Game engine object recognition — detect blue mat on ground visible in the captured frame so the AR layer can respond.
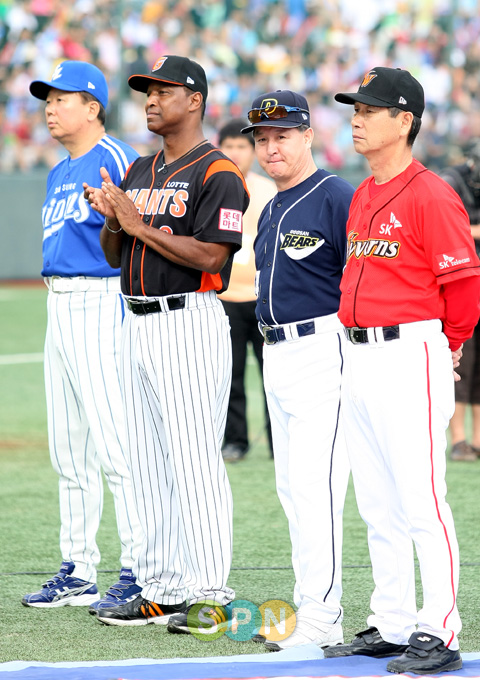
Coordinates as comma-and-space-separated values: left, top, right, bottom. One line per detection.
2, 649, 480, 680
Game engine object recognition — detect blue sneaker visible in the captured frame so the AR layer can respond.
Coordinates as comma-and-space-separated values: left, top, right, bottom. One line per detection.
88, 568, 142, 615
22, 561, 99, 608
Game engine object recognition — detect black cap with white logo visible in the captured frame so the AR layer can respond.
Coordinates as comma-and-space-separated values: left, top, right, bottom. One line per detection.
335, 67, 425, 118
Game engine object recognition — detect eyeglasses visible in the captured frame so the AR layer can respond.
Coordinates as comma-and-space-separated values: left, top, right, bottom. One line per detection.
247, 105, 309, 123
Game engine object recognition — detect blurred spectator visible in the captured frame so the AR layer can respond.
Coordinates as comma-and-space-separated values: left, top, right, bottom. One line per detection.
217, 118, 276, 462
1, 0, 480, 174
439, 140, 480, 461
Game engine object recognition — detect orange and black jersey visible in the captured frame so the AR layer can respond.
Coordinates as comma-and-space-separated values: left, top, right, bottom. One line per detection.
119, 142, 249, 297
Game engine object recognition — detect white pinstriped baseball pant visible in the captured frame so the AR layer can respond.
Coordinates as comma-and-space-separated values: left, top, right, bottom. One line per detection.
44, 277, 143, 583
121, 290, 235, 605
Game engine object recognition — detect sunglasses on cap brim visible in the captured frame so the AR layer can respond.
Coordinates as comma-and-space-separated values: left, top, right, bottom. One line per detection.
247, 105, 309, 123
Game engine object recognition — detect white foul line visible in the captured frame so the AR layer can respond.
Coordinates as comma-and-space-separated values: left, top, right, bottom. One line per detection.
0, 353, 44, 365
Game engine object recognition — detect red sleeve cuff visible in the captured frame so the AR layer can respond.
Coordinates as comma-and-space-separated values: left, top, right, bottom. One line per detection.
442, 276, 480, 350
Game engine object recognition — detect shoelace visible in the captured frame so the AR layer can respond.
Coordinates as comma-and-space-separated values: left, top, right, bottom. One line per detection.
104, 579, 135, 598
42, 572, 71, 588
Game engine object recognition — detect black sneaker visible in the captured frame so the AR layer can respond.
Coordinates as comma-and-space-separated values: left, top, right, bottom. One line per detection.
167, 601, 235, 635
252, 633, 266, 643
323, 626, 408, 658
95, 594, 187, 626
387, 632, 462, 675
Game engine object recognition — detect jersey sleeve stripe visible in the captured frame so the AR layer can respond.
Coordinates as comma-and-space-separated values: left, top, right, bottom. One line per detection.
99, 137, 130, 179
203, 159, 248, 193
102, 135, 131, 170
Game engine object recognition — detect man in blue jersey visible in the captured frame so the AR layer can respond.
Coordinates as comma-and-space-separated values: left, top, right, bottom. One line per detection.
22, 61, 143, 613
241, 90, 354, 650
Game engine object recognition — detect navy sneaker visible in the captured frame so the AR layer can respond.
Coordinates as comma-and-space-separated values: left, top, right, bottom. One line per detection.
22, 561, 99, 608
88, 568, 142, 615
167, 601, 236, 635
95, 594, 187, 626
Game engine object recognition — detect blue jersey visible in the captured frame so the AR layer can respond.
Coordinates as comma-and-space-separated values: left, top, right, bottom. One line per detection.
41, 135, 139, 277
254, 169, 354, 326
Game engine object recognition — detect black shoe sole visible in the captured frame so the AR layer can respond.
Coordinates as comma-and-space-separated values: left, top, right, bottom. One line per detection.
167, 623, 191, 634
251, 634, 266, 643
324, 645, 408, 659
167, 621, 232, 635
323, 647, 354, 658
264, 642, 281, 652
387, 658, 462, 675
96, 612, 173, 626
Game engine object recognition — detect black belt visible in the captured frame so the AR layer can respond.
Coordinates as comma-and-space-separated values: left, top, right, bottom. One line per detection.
126, 296, 186, 315
344, 325, 400, 344
262, 321, 315, 345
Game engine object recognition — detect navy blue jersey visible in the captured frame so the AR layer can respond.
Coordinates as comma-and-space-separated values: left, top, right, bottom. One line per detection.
41, 135, 139, 277
255, 169, 354, 326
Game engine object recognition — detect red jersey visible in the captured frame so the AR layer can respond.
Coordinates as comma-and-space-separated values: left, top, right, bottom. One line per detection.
339, 159, 480, 328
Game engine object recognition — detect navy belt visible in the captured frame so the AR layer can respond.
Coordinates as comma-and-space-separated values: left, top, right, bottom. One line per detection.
344, 325, 400, 344
126, 296, 186, 315
262, 321, 315, 345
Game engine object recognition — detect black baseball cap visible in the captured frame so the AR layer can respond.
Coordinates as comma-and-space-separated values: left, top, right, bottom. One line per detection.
241, 90, 310, 134
334, 67, 425, 119
128, 55, 208, 101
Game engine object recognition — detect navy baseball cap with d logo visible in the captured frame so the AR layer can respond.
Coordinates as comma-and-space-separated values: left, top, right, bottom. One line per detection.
334, 67, 425, 118
241, 90, 310, 134
29, 61, 109, 109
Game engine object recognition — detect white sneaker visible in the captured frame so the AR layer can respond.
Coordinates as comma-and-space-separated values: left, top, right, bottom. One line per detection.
264, 620, 344, 651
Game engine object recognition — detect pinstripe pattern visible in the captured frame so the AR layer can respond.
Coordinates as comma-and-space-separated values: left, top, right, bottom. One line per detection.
38, 123, 141, 588
45, 284, 143, 582
121, 291, 235, 605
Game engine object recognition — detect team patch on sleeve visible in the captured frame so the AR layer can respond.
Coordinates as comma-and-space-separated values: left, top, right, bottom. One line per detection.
436, 248, 471, 272
218, 208, 243, 233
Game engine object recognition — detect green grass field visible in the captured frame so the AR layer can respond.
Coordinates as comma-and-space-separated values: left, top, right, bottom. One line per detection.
0, 283, 479, 663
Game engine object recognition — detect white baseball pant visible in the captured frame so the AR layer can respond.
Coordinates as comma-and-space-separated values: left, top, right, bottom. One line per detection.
44, 276, 143, 583
262, 312, 350, 627
121, 290, 235, 606
342, 319, 461, 649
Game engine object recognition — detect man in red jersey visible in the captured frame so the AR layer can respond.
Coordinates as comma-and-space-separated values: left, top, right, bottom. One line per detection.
323, 67, 480, 675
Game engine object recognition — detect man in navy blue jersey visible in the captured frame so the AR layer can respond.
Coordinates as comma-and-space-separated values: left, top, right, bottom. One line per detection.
242, 90, 354, 650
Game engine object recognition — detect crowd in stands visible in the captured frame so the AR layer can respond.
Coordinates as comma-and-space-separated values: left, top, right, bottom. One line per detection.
1, 0, 479, 175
